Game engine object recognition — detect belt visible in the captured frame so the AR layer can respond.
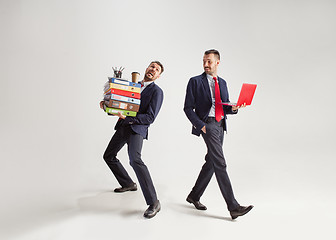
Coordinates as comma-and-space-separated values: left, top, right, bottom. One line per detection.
205, 117, 223, 123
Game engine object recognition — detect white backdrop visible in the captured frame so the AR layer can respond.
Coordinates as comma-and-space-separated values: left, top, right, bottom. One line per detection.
1, 0, 336, 239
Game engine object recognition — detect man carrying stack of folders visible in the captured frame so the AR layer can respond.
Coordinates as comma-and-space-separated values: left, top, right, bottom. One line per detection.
100, 61, 164, 219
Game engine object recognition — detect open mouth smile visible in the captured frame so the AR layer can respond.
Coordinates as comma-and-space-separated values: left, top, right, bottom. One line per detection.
147, 72, 154, 77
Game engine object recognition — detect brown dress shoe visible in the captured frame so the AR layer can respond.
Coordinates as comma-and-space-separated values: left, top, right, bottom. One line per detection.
230, 205, 254, 219
186, 196, 207, 210
144, 200, 161, 219
114, 183, 137, 193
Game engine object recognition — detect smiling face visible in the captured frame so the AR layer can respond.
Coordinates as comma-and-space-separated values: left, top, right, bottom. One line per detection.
203, 53, 220, 77
144, 62, 162, 82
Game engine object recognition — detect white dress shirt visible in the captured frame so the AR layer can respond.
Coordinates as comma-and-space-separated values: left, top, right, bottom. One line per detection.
206, 74, 217, 117
140, 80, 154, 93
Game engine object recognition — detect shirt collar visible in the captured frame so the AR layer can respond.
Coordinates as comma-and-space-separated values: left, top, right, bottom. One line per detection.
206, 74, 217, 81
140, 80, 154, 87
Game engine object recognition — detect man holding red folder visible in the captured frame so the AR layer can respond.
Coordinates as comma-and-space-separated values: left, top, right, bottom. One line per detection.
100, 61, 164, 219
184, 49, 253, 220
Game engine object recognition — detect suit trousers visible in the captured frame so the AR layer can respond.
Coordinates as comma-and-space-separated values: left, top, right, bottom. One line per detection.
189, 118, 240, 211
103, 125, 158, 206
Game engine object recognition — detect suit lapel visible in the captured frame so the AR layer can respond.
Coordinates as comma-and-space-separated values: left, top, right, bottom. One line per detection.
141, 82, 154, 97
140, 82, 155, 107
217, 77, 226, 102
218, 78, 223, 101
201, 73, 212, 102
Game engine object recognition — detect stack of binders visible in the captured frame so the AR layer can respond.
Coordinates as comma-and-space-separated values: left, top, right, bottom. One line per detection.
103, 77, 141, 117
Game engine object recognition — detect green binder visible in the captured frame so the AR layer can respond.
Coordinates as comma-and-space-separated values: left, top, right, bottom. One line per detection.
105, 107, 137, 117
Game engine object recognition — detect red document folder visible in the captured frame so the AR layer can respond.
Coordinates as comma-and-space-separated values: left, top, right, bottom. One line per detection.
221, 83, 257, 107
107, 88, 141, 99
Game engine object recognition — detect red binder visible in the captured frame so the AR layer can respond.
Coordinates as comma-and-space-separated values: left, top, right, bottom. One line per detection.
107, 88, 141, 99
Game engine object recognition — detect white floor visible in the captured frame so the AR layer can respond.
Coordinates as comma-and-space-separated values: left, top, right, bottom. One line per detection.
1, 117, 335, 240
2, 171, 335, 240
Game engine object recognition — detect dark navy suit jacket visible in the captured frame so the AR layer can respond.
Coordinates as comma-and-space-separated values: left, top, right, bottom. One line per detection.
184, 72, 237, 136
116, 82, 164, 139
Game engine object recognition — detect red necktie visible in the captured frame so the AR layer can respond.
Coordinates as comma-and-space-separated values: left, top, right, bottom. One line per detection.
214, 77, 224, 122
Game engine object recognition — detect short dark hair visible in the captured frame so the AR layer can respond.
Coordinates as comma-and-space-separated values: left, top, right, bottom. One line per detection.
204, 49, 220, 60
150, 61, 164, 74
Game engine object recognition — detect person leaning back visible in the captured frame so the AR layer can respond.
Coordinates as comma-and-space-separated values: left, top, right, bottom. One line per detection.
100, 61, 164, 219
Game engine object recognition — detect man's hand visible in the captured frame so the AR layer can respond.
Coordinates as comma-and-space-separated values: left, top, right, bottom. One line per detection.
232, 103, 246, 111
201, 125, 206, 134
99, 101, 105, 109
100, 101, 125, 119
116, 111, 126, 119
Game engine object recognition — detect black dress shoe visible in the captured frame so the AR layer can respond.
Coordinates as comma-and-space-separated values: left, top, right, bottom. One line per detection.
114, 183, 137, 193
186, 196, 207, 210
144, 200, 161, 219
230, 205, 254, 219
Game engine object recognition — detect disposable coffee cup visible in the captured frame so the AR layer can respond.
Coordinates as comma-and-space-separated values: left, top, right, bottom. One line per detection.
131, 72, 140, 83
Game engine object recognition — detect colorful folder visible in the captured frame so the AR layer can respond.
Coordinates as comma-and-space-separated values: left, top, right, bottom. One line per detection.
108, 77, 141, 88
106, 88, 141, 99
104, 100, 140, 112
105, 107, 137, 117
106, 83, 141, 93
104, 93, 141, 105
